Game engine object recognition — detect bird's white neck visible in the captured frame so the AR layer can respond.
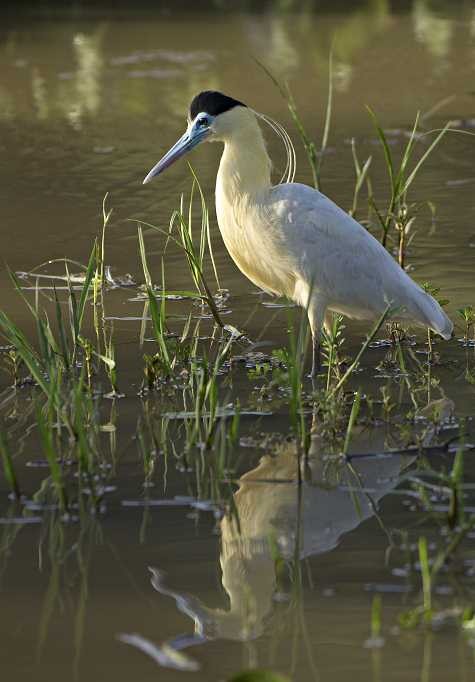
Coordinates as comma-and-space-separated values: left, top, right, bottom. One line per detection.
212, 107, 286, 298
215, 109, 271, 204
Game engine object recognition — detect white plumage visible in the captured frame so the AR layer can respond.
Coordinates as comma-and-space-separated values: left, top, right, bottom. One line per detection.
144, 92, 453, 374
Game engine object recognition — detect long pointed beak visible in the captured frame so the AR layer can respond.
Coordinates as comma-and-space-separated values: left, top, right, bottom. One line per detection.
143, 124, 209, 184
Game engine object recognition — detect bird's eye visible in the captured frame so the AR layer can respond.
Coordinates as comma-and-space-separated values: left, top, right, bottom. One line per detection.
197, 116, 209, 128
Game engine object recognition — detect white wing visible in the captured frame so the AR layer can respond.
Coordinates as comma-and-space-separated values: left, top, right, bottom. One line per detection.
262, 183, 452, 338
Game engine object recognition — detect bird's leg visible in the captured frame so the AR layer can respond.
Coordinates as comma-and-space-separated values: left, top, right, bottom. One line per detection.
306, 298, 327, 382
311, 334, 321, 378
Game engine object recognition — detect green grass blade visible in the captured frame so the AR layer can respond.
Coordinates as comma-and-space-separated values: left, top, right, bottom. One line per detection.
0, 311, 49, 395
331, 303, 394, 395
133, 219, 224, 328
315, 49, 334, 185
37, 404, 68, 512
53, 284, 70, 370
394, 111, 421, 194
366, 106, 394, 189
188, 164, 221, 290
0, 429, 21, 499
76, 240, 97, 332
342, 391, 361, 456
401, 122, 450, 196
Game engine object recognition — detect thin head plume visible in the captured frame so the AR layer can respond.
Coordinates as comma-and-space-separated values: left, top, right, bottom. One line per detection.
250, 56, 296, 183
252, 109, 296, 185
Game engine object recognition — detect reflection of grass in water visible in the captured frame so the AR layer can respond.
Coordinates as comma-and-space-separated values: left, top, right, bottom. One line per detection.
36, 511, 98, 677
0, 428, 21, 500
395, 430, 475, 632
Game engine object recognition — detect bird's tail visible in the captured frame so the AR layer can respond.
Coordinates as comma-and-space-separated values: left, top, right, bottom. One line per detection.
410, 288, 453, 340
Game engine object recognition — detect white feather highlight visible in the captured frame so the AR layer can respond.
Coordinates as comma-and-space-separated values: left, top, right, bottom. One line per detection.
253, 110, 296, 185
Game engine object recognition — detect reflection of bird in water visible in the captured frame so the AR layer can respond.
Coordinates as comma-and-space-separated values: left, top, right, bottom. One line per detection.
149, 435, 414, 643
143, 91, 452, 375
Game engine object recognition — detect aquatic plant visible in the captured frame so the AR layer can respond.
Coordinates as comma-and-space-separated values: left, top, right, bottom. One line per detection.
457, 305, 475, 344
421, 282, 450, 362
366, 109, 449, 261
134, 170, 225, 329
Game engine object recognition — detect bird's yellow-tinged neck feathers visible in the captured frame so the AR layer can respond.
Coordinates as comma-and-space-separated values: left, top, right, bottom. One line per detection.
214, 106, 272, 200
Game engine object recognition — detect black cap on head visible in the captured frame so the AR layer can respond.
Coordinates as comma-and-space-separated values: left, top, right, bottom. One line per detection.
189, 91, 246, 120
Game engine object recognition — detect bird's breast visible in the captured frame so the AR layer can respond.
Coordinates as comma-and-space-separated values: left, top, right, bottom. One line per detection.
215, 191, 295, 298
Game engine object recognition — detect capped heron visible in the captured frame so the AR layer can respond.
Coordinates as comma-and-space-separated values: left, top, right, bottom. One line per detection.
143, 91, 453, 375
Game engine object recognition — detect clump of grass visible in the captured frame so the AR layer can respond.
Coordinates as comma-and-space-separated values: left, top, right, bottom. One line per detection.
134, 169, 224, 330
138, 229, 174, 378
0, 241, 97, 397
367, 109, 449, 263
396, 425, 475, 631
185, 334, 234, 453
2, 348, 23, 387
457, 306, 475, 345
321, 313, 346, 390
0, 222, 120, 513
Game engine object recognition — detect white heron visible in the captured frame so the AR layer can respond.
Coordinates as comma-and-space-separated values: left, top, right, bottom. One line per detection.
143, 91, 453, 375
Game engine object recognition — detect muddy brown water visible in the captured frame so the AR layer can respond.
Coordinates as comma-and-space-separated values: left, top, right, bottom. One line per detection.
1, 2, 475, 681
